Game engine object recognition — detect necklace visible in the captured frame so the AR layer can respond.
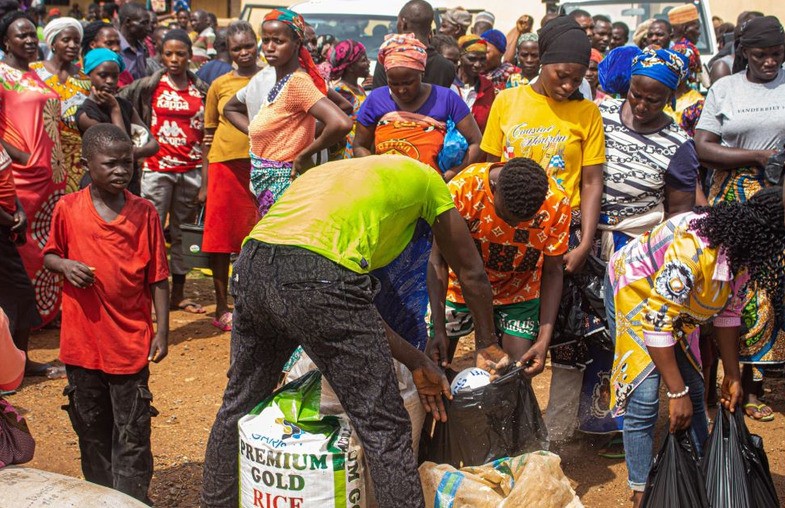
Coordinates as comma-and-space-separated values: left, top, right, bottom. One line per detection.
266, 73, 293, 104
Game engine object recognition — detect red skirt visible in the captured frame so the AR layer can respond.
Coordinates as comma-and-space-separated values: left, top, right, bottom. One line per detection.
202, 159, 259, 254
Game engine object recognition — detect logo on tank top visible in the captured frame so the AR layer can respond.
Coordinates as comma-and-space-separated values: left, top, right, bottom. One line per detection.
156, 90, 191, 111
158, 120, 187, 146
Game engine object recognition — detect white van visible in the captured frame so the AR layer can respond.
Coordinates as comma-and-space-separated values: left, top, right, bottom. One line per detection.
241, 0, 546, 76
560, 0, 718, 64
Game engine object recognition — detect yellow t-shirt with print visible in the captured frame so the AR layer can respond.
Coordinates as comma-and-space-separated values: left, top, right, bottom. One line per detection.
480, 84, 606, 209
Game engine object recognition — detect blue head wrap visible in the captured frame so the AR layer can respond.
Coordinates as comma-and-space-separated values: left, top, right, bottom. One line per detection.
598, 46, 641, 96
83, 48, 126, 75
481, 29, 507, 54
630, 48, 689, 91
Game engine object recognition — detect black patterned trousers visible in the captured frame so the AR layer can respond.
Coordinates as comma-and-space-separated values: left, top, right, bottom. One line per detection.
201, 241, 424, 508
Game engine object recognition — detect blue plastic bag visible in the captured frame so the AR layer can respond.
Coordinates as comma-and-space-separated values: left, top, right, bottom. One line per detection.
437, 119, 468, 173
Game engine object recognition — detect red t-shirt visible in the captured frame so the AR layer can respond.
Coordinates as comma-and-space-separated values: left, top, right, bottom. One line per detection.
145, 74, 204, 173
43, 189, 169, 374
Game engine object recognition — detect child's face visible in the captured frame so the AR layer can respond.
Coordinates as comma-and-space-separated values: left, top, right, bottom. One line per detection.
90, 61, 120, 94
85, 143, 134, 195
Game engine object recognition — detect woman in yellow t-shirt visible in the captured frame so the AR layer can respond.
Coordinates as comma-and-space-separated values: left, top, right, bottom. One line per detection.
198, 21, 262, 332
481, 16, 606, 441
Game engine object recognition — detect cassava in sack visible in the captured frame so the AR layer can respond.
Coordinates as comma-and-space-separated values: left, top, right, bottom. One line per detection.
239, 371, 365, 508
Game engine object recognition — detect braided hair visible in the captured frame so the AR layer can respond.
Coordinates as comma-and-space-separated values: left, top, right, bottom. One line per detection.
0, 11, 34, 53
497, 157, 550, 219
691, 187, 785, 316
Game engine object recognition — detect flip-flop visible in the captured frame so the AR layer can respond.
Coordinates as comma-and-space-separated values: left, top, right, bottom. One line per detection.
211, 312, 232, 332
598, 435, 625, 459
172, 299, 206, 314
743, 403, 775, 422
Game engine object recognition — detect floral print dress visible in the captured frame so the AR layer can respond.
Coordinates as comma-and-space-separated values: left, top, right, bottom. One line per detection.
30, 62, 90, 194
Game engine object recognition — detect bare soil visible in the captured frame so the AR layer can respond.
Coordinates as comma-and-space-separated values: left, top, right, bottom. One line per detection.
9, 277, 785, 507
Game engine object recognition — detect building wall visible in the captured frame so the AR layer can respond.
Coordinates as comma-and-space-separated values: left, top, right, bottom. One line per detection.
709, 0, 785, 25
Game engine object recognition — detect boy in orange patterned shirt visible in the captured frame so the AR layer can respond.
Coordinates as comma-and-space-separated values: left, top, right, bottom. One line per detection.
427, 157, 570, 376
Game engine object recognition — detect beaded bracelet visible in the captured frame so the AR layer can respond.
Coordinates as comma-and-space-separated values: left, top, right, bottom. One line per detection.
666, 386, 690, 399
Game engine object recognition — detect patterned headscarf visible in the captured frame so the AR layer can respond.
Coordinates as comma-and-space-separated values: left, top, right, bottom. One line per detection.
590, 48, 603, 64
517, 32, 538, 47
329, 39, 366, 80
264, 8, 307, 40
457, 34, 487, 54
598, 45, 642, 95
670, 42, 700, 81
43, 17, 84, 49
263, 8, 327, 94
631, 48, 689, 90
377, 33, 428, 72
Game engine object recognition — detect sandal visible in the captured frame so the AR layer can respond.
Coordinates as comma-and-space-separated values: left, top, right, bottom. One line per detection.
211, 312, 232, 332
25, 363, 66, 379
598, 435, 625, 459
171, 299, 206, 314
743, 403, 775, 422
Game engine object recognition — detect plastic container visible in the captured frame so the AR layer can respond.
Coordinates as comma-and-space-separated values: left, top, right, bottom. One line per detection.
181, 208, 210, 270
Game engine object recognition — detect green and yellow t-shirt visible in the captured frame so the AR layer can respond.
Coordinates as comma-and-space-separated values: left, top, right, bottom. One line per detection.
246, 155, 456, 273
480, 84, 606, 209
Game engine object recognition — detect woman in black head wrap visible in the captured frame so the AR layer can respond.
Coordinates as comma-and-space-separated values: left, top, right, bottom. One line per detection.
732, 15, 785, 74
694, 15, 785, 422
480, 15, 608, 440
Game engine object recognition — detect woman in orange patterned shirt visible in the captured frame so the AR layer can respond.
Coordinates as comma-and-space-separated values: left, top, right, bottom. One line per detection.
238, 9, 351, 216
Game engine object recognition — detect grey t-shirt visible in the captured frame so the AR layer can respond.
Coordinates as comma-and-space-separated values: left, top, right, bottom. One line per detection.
235, 65, 276, 120
696, 69, 785, 151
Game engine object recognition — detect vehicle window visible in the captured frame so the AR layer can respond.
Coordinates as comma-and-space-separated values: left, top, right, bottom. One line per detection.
299, 14, 397, 60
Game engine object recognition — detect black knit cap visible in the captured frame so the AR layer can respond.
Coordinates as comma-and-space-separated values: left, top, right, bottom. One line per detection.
538, 16, 591, 67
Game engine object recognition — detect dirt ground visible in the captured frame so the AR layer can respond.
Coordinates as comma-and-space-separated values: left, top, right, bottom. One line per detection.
8, 276, 785, 507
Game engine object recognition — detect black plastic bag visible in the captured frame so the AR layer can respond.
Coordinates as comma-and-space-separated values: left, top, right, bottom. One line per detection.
551, 255, 612, 369
702, 404, 779, 508
419, 367, 548, 468
640, 431, 709, 508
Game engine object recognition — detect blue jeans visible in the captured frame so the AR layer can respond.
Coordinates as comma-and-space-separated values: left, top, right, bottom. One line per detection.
622, 348, 708, 491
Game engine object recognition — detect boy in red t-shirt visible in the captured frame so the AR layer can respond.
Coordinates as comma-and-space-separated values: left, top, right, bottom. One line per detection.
43, 124, 170, 504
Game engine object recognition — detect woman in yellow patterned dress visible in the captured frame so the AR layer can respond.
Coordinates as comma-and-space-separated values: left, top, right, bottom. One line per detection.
30, 18, 91, 194
607, 188, 785, 506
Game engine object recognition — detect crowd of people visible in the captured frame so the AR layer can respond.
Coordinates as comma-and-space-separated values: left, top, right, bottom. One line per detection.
1, 1, 785, 507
